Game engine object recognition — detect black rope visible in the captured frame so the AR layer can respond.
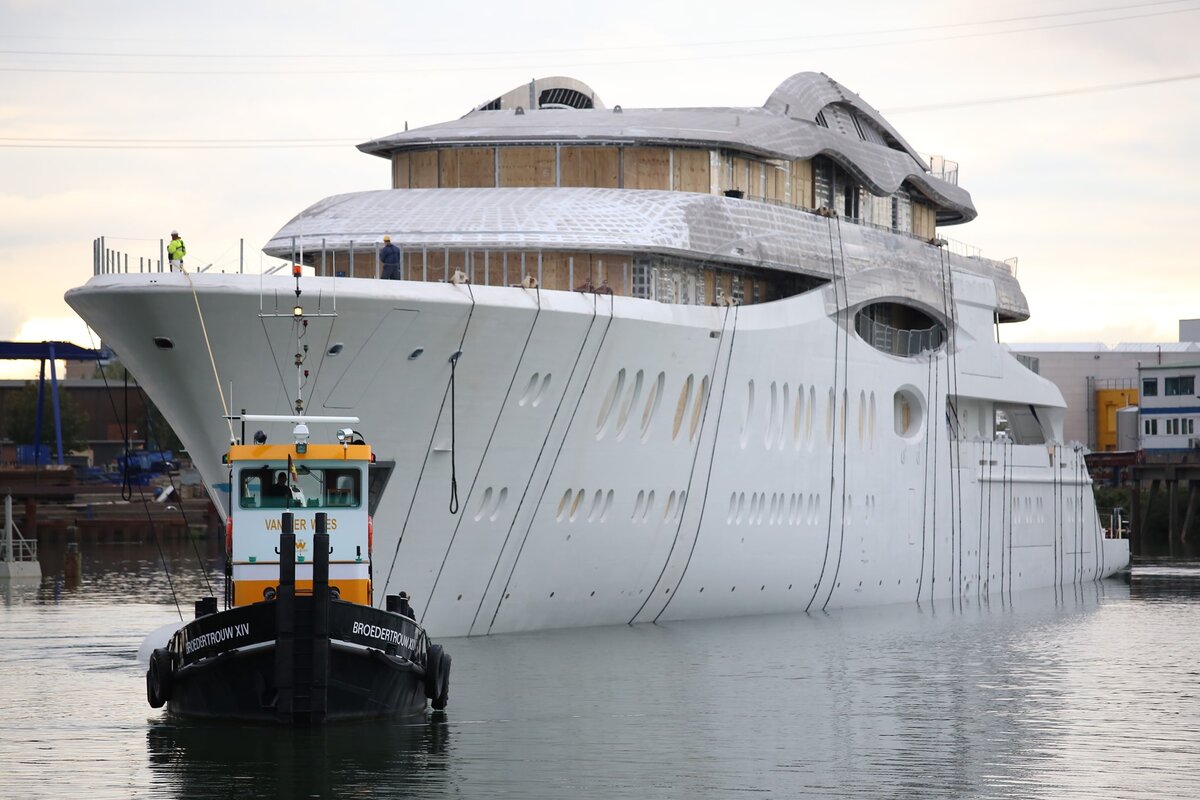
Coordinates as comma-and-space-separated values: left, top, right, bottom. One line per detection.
94, 359, 182, 620
645, 303, 738, 624
485, 295, 612, 634
121, 370, 132, 501
822, 216, 852, 612
139, 386, 215, 598
448, 349, 461, 514
447, 281, 477, 515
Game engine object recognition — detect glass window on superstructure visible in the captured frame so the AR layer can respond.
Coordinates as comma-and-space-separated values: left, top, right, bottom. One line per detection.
1144, 418, 1158, 435
1187, 418, 1196, 435
239, 465, 362, 509
632, 263, 653, 300
892, 190, 912, 233
1165, 375, 1195, 396
731, 274, 745, 303
1142, 377, 1158, 397
814, 158, 834, 210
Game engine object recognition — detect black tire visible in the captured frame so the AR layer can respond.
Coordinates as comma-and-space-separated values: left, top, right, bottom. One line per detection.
432, 651, 451, 710
424, 644, 444, 700
147, 648, 174, 708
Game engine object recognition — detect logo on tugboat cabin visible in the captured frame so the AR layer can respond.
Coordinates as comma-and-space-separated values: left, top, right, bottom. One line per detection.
262, 517, 339, 531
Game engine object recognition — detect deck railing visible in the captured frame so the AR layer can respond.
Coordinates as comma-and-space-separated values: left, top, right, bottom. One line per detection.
2, 495, 38, 564
854, 316, 945, 357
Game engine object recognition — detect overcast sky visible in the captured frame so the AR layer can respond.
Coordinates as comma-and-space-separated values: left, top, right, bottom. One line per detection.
2, 0, 1197, 378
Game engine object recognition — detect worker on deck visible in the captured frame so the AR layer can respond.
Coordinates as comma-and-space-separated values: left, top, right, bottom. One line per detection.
167, 230, 186, 270
380, 235, 401, 280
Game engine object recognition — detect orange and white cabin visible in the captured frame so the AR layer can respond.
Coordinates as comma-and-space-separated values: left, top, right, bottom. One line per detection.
226, 434, 372, 607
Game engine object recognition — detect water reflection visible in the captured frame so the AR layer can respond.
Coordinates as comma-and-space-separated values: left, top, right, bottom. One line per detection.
146, 717, 451, 799
3, 542, 1200, 798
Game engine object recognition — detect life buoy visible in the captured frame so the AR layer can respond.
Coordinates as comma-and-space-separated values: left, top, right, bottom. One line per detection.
432, 649, 451, 711
424, 644, 444, 700
147, 648, 175, 709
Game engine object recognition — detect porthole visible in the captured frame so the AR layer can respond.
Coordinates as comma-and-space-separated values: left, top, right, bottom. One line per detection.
672, 375, 694, 442
640, 372, 666, 441
595, 369, 626, 439
327, 342, 344, 356
893, 387, 926, 440
153, 336, 174, 350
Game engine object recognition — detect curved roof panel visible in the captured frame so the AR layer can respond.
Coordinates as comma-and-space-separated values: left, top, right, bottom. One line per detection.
358, 72, 974, 223
263, 187, 1020, 318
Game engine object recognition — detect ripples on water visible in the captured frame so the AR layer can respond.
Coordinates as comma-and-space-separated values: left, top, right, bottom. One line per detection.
2, 543, 1199, 799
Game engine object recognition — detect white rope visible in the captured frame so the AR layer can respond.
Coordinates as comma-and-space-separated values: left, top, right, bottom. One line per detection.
179, 265, 236, 442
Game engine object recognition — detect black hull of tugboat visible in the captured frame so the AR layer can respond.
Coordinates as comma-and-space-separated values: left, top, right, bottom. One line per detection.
167, 644, 428, 723
146, 530, 450, 724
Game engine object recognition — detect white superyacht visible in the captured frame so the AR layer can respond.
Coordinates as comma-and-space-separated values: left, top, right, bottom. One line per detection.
67, 72, 1129, 636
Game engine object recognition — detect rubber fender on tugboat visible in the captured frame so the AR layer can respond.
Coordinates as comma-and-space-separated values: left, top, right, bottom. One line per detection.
146, 648, 174, 709
424, 644, 444, 700
432, 650, 451, 711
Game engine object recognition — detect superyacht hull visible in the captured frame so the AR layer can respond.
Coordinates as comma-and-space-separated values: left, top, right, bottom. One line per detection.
66, 272, 1128, 637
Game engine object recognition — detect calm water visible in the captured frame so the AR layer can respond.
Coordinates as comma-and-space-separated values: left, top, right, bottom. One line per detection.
2, 541, 1199, 799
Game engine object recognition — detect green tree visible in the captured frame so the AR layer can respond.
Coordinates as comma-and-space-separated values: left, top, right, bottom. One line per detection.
3, 381, 89, 452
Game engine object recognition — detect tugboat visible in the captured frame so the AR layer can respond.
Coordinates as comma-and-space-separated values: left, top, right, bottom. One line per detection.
144, 416, 451, 722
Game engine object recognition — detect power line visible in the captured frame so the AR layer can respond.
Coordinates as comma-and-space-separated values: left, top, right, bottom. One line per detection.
2, 72, 1197, 151
885, 72, 1200, 112
1, 5, 1195, 75
1, 0, 1195, 59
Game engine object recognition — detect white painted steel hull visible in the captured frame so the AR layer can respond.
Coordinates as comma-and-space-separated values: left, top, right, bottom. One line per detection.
66, 273, 1129, 636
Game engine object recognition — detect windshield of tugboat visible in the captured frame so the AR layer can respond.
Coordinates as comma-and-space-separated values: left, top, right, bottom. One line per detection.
238, 465, 362, 509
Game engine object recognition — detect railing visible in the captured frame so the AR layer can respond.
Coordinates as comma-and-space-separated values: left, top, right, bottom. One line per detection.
1012, 353, 1040, 374
1099, 507, 1128, 539
92, 236, 248, 275
924, 154, 960, 186
854, 316, 945, 357
2, 495, 38, 563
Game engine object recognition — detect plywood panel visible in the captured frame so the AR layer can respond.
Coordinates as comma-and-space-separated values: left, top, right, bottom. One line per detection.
499, 146, 556, 187
392, 153, 410, 189
792, 159, 814, 208
539, 252, 570, 290
748, 160, 765, 199
561, 146, 619, 188
440, 147, 495, 188
913, 203, 936, 239
411, 150, 438, 188
623, 147, 670, 190
770, 165, 788, 202
673, 148, 710, 194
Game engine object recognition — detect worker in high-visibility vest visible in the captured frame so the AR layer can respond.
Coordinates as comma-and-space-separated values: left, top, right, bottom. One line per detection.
167, 230, 186, 270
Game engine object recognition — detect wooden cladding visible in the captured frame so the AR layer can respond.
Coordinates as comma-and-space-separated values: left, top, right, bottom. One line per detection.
560, 146, 618, 188
389, 144, 932, 238
390, 144, 717, 194
498, 147, 556, 187
912, 203, 936, 240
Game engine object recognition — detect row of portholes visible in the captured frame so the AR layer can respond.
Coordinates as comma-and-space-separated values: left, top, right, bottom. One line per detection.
739, 381, 878, 451
518, 372, 553, 407
631, 489, 687, 524
472, 486, 509, 522
594, 369, 709, 444
1011, 495, 1076, 526
729, 491, 822, 526
555, 488, 615, 523
725, 492, 879, 526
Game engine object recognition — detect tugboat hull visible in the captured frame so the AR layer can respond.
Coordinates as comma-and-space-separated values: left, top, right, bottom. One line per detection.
146, 528, 450, 724
166, 644, 429, 723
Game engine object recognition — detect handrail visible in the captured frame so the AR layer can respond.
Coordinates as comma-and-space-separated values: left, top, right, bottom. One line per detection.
92, 237, 248, 276
2, 494, 38, 563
